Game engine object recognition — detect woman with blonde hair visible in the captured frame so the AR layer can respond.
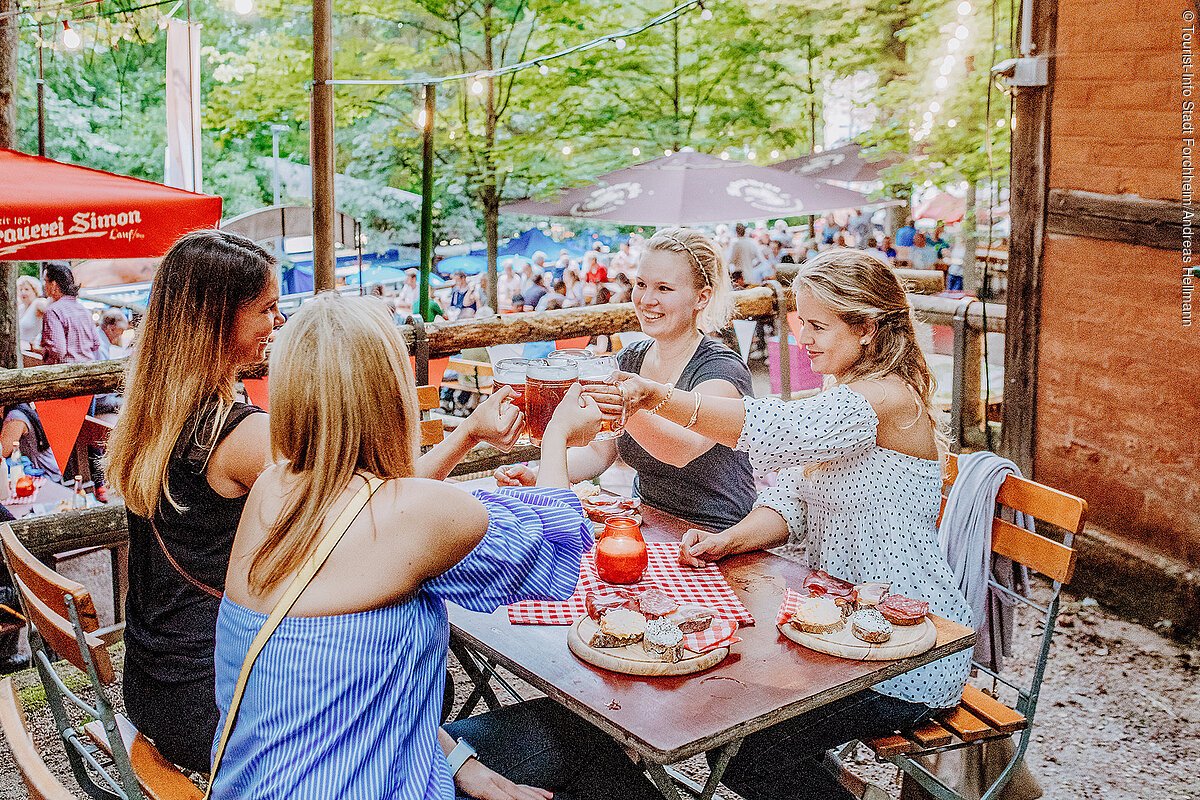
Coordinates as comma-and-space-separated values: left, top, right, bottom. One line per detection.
499, 227, 756, 531
105, 229, 524, 772
608, 248, 973, 800
16, 274, 46, 350
211, 294, 660, 800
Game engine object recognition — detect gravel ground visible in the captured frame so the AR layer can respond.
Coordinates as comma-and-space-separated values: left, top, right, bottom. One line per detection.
3, 579, 1197, 800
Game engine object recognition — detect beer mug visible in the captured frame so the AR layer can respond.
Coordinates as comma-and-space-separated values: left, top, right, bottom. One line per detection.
492, 358, 531, 445
524, 359, 579, 446
575, 355, 622, 440
549, 348, 595, 362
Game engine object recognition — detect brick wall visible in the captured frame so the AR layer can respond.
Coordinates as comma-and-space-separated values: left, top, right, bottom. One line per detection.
1038, 0, 1200, 565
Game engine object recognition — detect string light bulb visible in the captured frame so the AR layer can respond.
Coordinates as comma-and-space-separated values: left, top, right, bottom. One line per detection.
61, 20, 81, 49
538, 64, 549, 76
746, 150, 756, 160
720, 151, 730, 160
471, 78, 484, 95
614, 38, 626, 50
957, 1, 972, 14
631, 146, 641, 156
813, 145, 823, 153
562, 145, 572, 155
954, 24, 969, 39
664, 148, 673, 156
947, 118, 958, 127
233, 0, 254, 15
770, 149, 780, 159
700, 7, 713, 20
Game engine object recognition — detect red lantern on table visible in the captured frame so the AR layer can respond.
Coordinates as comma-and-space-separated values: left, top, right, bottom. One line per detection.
595, 519, 648, 584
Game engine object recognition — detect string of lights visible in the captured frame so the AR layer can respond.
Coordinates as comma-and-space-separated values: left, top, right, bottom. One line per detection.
325, 0, 712, 90
15, 0, 177, 29
0, 0, 102, 23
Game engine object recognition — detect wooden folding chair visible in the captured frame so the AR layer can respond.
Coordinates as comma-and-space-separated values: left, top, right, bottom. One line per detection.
841, 454, 1088, 800
0, 524, 201, 800
0, 676, 77, 800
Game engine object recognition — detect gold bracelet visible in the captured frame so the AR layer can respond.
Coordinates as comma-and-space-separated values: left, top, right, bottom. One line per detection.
684, 391, 703, 429
647, 383, 675, 415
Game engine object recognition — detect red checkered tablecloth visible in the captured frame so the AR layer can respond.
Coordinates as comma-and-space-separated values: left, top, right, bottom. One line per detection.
507, 541, 755, 627
776, 588, 806, 627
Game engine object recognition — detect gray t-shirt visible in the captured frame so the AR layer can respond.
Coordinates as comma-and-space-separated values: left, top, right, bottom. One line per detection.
616, 338, 756, 530
5, 406, 63, 483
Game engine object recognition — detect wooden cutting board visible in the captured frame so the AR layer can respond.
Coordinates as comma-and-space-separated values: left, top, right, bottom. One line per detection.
779, 617, 937, 661
567, 615, 729, 677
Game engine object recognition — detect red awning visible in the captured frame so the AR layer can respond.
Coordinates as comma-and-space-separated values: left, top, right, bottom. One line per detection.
0, 148, 222, 261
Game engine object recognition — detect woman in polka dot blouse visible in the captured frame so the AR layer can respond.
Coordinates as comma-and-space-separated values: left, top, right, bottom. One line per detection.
606, 248, 974, 800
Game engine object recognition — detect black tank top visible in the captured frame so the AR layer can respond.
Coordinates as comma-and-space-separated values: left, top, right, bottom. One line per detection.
123, 401, 262, 684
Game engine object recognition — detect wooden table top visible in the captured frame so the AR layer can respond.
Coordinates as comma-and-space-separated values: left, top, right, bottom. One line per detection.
448, 505, 976, 763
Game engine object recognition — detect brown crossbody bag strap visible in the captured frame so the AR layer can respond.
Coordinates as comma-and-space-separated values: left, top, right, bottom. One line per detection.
150, 516, 223, 599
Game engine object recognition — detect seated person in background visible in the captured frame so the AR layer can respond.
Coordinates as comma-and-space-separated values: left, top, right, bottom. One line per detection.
500, 228, 756, 532
610, 240, 635, 277
97, 309, 131, 360
588, 285, 616, 353
1, 403, 62, 483
563, 268, 586, 307
497, 260, 521, 311
448, 271, 478, 320
17, 275, 46, 351
910, 232, 943, 272
583, 251, 608, 285
212, 293, 661, 800
536, 279, 569, 311
880, 235, 898, 262
612, 272, 633, 303
395, 269, 420, 313
523, 274, 549, 311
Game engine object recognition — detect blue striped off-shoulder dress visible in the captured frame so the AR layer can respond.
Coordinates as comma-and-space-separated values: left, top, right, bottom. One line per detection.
209, 487, 593, 800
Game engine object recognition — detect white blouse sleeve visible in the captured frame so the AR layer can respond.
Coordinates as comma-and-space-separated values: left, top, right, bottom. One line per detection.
735, 384, 878, 474
753, 468, 808, 547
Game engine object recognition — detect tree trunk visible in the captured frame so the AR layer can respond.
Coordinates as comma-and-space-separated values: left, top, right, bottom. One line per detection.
0, 0, 21, 370
961, 179, 980, 295
671, 18, 681, 150
482, 2, 499, 312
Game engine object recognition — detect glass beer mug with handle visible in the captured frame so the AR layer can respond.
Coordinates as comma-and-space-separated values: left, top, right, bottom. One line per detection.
574, 355, 623, 440
492, 358, 531, 445
524, 358, 579, 446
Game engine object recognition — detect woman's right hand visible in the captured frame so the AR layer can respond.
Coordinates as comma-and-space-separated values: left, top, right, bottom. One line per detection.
678, 528, 734, 568
611, 371, 668, 416
494, 464, 537, 487
455, 757, 553, 800
544, 383, 602, 448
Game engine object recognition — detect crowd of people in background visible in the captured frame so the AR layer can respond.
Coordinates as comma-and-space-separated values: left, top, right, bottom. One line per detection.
367, 210, 959, 324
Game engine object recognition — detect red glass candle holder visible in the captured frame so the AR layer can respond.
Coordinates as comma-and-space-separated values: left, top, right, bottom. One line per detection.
595, 520, 648, 584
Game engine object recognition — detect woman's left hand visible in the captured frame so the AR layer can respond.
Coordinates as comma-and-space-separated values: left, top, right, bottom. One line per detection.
464, 385, 525, 453
455, 757, 553, 800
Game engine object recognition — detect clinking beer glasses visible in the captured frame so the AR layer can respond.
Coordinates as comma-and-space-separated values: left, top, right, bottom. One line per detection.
492, 358, 531, 444
575, 355, 622, 440
524, 358, 579, 446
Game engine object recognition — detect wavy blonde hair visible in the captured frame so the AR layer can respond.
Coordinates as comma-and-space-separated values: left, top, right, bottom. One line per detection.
248, 294, 419, 594
105, 230, 275, 518
793, 248, 947, 451
642, 227, 733, 332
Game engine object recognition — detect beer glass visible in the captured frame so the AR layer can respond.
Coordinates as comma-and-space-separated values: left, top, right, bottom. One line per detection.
576, 355, 622, 440
525, 359, 579, 446
492, 358, 531, 444
549, 347, 594, 362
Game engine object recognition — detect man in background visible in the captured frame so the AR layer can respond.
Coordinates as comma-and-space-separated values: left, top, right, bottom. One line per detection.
40, 262, 100, 365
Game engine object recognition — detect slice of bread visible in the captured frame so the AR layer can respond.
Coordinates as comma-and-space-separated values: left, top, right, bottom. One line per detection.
851, 609, 893, 644
590, 608, 646, 648
791, 596, 845, 635
642, 618, 685, 663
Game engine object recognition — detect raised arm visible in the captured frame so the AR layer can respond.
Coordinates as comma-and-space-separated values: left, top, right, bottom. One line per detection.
613, 373, 748, 449
620, 377, 743, 468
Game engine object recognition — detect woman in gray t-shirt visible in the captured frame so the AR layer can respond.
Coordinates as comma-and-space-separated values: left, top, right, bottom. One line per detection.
497, 227, 756, 531
2, 404, 63, 483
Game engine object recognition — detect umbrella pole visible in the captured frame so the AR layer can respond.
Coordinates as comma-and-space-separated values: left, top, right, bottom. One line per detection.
418, 83, 436, 322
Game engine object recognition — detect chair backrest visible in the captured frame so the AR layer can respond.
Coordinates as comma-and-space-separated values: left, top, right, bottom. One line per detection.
940, 453, 1086, 584
417, 384, 444, 448
0, 677, 77, 800
13, 573, 115, 684
0, 523, 100, 632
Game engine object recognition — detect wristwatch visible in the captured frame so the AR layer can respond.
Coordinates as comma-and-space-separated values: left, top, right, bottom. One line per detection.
446, 737, 478, 777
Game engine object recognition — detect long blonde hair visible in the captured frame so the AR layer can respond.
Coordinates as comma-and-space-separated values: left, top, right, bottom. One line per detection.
248, 294, 419, 594
642, 227, 733, 332
793, 248, 946, 448
105, 230, 276, 518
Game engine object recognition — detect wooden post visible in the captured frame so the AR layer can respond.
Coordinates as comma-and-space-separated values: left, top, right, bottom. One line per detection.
1001, 0, 1058, 475
419, 83, 435, 321
950, 300, 985, 450
310, 0, 336, 293
0, 0, 19, 371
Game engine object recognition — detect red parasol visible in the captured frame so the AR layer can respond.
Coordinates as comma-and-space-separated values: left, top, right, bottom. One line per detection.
913, 191, 966, 224
0, 148, 222, 261
501, 150, 872, 225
